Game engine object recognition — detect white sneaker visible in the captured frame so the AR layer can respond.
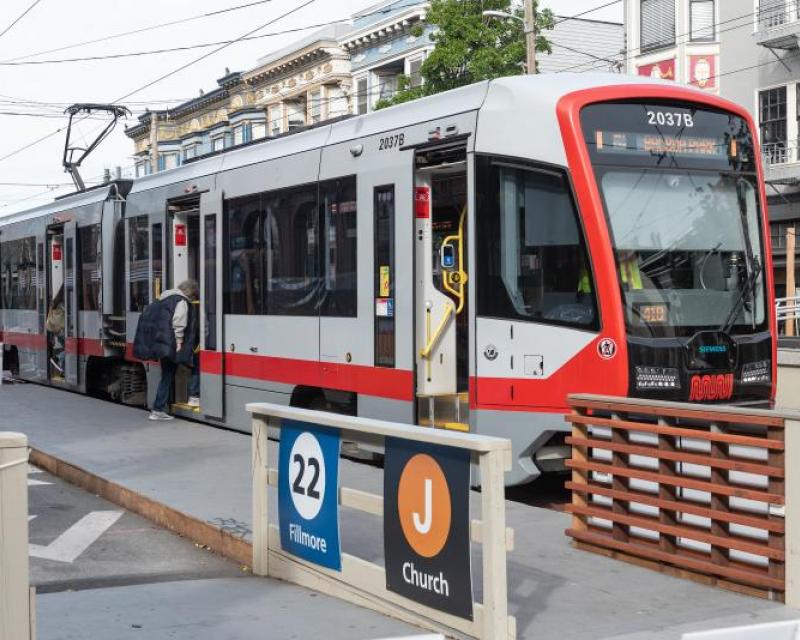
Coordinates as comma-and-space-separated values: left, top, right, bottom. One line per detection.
148, 411, 174, 421
187, 396, 200, 408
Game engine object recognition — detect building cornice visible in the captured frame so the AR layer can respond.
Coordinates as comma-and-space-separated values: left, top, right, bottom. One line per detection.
339, 7, 427, 50
244, 42, 347, 86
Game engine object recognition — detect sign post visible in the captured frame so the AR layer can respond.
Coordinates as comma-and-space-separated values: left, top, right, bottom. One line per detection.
278, 420, 342, 571
384, 439, 473, 620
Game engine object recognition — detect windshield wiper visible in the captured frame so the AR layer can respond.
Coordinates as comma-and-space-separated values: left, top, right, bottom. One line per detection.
719, 177, 760, 334
719, 256, 761, 334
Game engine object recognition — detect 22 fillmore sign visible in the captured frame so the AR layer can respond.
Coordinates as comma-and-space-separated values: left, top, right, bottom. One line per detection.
278, 421, 342, 570
383, 439, 473, 620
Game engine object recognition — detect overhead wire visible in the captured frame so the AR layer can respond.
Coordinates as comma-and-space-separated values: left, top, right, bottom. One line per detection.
0, 0, 431, 67
4, 0, 277, 62
561, 1, 788, 74
111, 0, 319, 104
5, 0, 788, 207
0, 0, 44, 41
0, 0, 323, 170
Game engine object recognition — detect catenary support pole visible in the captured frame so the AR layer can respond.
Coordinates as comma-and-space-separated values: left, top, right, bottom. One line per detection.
524, 0, 536, 74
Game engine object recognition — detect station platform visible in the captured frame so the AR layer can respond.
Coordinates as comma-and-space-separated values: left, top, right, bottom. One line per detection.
3, 382, 799, 639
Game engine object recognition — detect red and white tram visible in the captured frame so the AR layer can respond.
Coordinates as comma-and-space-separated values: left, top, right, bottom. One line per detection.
0, 74, 776, 484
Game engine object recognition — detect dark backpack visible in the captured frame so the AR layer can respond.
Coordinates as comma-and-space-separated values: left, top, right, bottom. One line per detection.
133, 294, 189, 363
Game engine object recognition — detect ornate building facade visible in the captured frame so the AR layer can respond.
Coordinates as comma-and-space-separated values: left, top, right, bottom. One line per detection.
126, 24, 353, 176
339, 1, 434, 115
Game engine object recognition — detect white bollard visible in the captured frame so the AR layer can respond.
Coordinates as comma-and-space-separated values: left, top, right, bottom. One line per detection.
0, 433, 30, 640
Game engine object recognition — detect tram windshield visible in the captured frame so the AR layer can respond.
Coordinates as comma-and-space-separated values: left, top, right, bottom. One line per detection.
581, 101, 767, 338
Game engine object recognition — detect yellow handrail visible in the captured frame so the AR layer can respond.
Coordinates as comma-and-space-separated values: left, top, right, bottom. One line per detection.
419, 301, 454, 360
440, 206, 468, 314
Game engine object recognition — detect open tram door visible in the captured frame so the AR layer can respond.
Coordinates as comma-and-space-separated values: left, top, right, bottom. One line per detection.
414, 141, 470, 431
164, 196, 202, 415
198, 190, 223, 419
45, 218, 77, 386
63, 219, 78, 386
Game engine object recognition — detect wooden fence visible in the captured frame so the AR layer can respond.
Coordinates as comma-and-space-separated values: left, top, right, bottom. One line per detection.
565, 394, 790, 601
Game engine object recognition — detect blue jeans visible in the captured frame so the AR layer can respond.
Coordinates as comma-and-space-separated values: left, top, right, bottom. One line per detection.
153, 358, 177, 412
188, 352, 200, 398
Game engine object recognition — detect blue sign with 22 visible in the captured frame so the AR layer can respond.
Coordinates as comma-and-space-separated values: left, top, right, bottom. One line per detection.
278, 420, 341, 571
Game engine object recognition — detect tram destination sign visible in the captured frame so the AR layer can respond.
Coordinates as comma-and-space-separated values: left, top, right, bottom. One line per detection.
383, 438, 473, 620
594, 130, 730, 159
278, 421, 341, 570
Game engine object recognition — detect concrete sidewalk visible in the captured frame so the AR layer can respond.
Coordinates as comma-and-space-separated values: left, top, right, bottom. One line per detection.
3, 383, 799, 639
37, 577, 421, 640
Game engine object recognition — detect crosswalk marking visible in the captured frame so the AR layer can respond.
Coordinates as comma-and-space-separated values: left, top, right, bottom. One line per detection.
30, 511, 123, 563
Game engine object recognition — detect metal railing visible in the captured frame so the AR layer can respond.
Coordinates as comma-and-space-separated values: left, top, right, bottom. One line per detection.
758, 0, 799, 30
762, 141, 799, 166
776, 296, 800, 335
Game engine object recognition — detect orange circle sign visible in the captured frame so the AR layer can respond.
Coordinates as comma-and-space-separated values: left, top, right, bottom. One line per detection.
397, 453, 451, 558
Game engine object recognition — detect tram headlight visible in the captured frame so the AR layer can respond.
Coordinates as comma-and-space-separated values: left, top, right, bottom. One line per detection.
634, 366, 680, 390
741, 359, 771, 384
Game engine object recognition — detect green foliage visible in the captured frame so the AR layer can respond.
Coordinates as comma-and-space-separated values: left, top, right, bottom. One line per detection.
377, 0, 553, 110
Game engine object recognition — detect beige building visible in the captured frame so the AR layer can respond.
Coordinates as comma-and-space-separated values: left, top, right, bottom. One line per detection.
126, 24, 352, 176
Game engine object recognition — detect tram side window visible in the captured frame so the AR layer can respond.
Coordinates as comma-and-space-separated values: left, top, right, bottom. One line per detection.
204, 215, 217, 349
128, 216, 149, 312
78, 224, 101, 311
476, 157, 598, 329
151, 223, 163, 301
1, 237, 36, 311
374, 185, 395, 367
319, 176, 357, 317
263, 184, 318, 316
226, 195, 262, 315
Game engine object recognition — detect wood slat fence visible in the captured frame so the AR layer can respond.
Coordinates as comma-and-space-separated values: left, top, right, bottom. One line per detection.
564, 394, 791, 600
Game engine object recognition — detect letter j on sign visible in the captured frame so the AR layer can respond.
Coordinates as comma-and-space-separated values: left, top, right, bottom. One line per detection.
278, 421, 342, 570
384, 439, 473, 620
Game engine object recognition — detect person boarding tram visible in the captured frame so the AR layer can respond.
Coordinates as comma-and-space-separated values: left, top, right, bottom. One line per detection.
133, 279, 200, 421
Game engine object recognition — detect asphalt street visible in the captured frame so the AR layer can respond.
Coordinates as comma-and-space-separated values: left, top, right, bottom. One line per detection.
28, 464, 423, 639
28, 464, 244, 593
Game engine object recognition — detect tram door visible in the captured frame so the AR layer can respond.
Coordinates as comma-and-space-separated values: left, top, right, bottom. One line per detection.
199, 190, 224, 419
166, 199, 200, 411
35, 240, 46, 380
63, 220, 78, 386
414, 143, 470, 430
45, 229, 64, 382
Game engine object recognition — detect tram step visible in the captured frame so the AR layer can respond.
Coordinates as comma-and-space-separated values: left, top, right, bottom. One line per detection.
171, 402, 200, 413
419, 418, 470, 432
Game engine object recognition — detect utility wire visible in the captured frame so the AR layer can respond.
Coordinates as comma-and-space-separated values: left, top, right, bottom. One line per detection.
0, 23, 344, 66
0, 182, 75, 187
552, 0, 622, 24
0, 0, 44, 41
5, 0, 276, 62
0, 0, 321, 168
561, 1, 784, 74
112, 0, 319, 104
0, 0, 430, 68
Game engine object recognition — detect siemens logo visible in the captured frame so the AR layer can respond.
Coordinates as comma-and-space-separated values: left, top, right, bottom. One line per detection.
699, 345, 728, 354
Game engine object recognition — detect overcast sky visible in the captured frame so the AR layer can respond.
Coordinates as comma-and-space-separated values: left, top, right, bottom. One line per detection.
0, 0, 622, 215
